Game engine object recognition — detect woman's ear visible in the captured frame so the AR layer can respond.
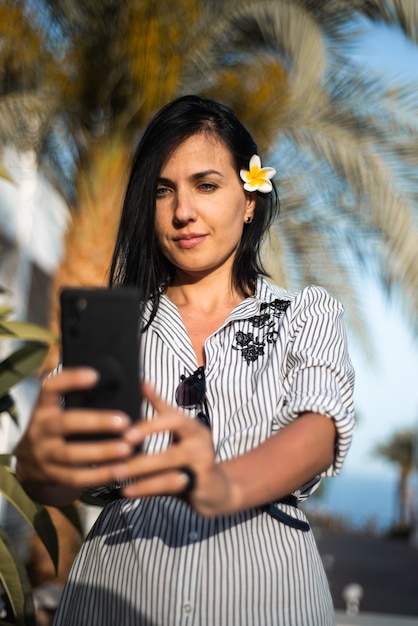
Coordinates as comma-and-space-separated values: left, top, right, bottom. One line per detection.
244, 192, 257, 223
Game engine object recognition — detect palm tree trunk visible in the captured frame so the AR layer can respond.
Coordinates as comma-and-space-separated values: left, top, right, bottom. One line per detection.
398, 467, 409, 527
45, 137, 132, 370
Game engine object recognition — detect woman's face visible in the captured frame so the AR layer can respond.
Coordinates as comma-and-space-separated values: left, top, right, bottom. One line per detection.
155, 133, 255, 282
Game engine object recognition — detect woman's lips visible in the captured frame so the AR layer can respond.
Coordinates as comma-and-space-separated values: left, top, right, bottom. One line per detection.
174, 234, 207, 249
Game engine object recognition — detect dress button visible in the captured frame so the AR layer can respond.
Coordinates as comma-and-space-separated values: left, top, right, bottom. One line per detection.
183, 603, 192, 613
189, 531, 199, 540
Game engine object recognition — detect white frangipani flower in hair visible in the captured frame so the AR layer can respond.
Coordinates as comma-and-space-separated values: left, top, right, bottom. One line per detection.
240, 155, 276, 193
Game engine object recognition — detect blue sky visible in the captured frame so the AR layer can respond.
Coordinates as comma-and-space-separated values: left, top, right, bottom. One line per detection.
346, 277, 417, 477
352, 18, 418, 81
340, 21, 418, 477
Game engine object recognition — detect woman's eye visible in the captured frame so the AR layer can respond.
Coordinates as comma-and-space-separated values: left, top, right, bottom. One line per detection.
156, 187, 170, 198
199, 183, 217, 192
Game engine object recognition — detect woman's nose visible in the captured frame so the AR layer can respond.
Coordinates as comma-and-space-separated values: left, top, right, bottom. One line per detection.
173, 189, 197, 224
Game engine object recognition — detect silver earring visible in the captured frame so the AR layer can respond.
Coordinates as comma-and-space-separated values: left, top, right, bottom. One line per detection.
245, 216, 254, 224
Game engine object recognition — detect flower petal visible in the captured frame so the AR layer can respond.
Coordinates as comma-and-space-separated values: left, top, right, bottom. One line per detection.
249, 155, 261, 170
256, 179, 273, 193
259, 166, 276, 180
243, 180, 259, 192
240, 169, 251, 183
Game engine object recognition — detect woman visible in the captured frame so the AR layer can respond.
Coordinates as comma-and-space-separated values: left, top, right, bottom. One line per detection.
15, 95, 355, 625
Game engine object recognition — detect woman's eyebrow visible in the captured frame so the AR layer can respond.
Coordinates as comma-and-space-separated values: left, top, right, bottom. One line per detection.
190, 169, 224, 180
157, 170, 225, 186
157, 176, 173, 185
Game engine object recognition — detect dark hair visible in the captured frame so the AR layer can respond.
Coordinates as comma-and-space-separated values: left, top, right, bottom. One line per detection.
109, 95, 279, 322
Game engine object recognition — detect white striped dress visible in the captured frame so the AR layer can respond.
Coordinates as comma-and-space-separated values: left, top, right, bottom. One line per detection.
53, 277, 355, 626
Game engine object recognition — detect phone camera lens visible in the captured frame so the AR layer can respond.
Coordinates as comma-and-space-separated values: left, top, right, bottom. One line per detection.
76, 298, 87, 312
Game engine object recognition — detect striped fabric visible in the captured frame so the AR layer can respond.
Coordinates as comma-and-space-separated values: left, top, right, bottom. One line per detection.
54, 277, 355, 626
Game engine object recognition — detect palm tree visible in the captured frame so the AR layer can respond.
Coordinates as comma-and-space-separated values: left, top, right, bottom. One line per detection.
374, 429, 415, 530
1, 0, 417, 360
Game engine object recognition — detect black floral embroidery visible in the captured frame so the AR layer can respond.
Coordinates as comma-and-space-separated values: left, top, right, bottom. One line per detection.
249, 313, 270, 328
265, 299, 292, 316
235, 330, 254, 346
241, 342, 265, 362
233, 299, 291, 364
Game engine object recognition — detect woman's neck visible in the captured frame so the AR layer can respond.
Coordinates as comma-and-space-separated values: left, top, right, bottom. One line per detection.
166, 271, 246, 314
166, 277, 248, 366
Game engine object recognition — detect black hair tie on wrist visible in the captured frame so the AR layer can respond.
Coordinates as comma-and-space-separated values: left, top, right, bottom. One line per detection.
179, 467, 196, 496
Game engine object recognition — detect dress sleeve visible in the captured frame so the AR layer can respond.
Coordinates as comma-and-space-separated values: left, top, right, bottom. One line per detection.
279, 285, 355, 476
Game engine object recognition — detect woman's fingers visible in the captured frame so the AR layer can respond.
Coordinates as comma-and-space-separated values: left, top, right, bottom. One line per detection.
17, 374, 228, 511
43, 366, 99, 389
120, 384, 220, 502
140, 381, 173, 415
37, 367, 132, 445
17, 409, 132, 478
16, 430, 133, 492
15, 367, 136, 492
58, 408, 130, 439
123, 412, 212, 476
42, 426, 132, 465
25, 457, 131, 490
41, 367, 99, 398
122, 468, 193, 499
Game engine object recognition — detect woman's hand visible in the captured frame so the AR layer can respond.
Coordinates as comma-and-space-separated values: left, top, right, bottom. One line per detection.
120, 383, 336, 518
14, 367, 134, 505
120, 383, 232, 517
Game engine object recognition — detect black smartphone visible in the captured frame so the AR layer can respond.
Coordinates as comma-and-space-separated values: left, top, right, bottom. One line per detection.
60, 287, 142, 440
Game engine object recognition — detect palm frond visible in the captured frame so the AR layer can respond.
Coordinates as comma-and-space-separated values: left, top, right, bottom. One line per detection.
267, 215, 374, 355
181, 0, 326, 97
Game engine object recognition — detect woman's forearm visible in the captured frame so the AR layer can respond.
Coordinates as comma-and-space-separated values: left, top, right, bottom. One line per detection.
217, 411, 336, 516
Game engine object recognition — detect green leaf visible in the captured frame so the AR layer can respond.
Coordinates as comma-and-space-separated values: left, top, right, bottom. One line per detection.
0, 319, 56, 343
0, 343, 48, 397
0, 394, 18, 426
0, 454, 11, 466
0, 527, 36, 626
0, 306, 14, 318
0, 394, 14, 413
0, 467, 59, 572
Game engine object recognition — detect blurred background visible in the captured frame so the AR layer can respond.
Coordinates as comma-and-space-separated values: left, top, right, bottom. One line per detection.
0, 1, 417, 623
